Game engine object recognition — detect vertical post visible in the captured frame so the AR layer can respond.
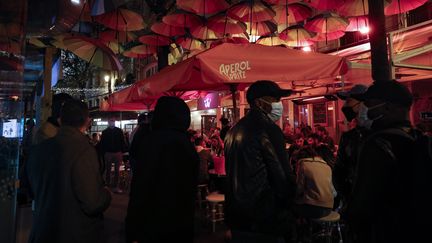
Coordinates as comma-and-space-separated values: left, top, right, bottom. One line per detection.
368, 0, 390, 83
388, 32, 396, 80
157, 46, 169, 71
239, 90, 245, 119
41, 47, 55, 124
229, 84, 238, 122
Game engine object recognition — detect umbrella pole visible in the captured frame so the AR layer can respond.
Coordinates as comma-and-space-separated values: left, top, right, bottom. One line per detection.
230, 84, 238, 122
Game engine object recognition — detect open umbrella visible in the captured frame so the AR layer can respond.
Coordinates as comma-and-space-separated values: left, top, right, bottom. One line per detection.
263, 0, 300, 4
304, 13, 349, 33
208, 15, 247, 36
176, 37, 205, 51
279, 25, 315, 47
190, 24, 222, 40
208, 36, 250, 48
138, 35, 172, 46
228, 1, 276, 23
177, 0, 230, 15
130, 45, 158, 55
94, 8, 145, 31
256, 34, 287, 46
122, 50, 151, 59
151, 22, 186, 37
310, 30, 345, 42
346, 16, 369, 32
308, 0, 345, 11
245, 21, 277, 37
162, 12, 203, 29
384, 0, 428, 16
103, 40, 124, 54
63, 35, 122, 71
272, 3, 312, 26
100, 30, 135, 43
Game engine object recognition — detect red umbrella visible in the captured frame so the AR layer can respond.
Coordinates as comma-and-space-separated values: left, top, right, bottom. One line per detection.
176, 37, 205, 51
256, 35, 287, 46
63, 35, 123, 71
228, 1, 275, 23
138, 35, 172, 46
208, 36, 250, 48
304, 13, 349, 33
176, 0, 230, 15
346, 16, 369, 32
246, 21, 277, 38
100, 30, 136, 43
263, 0, 300, 4
310, 30, 345, 42
190, 25, 222, 40
151, 22, 186, 37
162, 12, 202, 29
207, 15, 247, 35
122, 50, 152, 59
385, 0, 428, 16
94, 8, 145, 31
308, 0, 345, 11
272, 3, 312, 26
279, 25, 315, 47
130, 45, 158, 55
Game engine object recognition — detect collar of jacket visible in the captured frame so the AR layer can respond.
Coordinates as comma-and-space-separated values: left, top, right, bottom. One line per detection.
58, 126, 87, 140
248, 108, 274, 125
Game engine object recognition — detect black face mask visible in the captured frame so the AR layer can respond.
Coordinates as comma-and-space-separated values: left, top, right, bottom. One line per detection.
342, 106, 357, 122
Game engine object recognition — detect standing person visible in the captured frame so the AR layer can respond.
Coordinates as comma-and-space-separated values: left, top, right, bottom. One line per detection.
333, 84, 368, 211
27, 99, 111, 243
99, 117, 126, 193
125, 96, 200, 243
33, 93, 72, 145
129, 112, 153, 172
347, 80, 430, 243
224, 80, 297, 243
219, 117, 231, 141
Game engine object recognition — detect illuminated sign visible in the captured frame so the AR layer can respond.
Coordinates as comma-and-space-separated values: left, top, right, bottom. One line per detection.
198, 93, 219, 110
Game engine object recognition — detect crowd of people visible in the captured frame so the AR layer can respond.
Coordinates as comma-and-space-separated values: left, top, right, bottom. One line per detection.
20, 78, 432, 243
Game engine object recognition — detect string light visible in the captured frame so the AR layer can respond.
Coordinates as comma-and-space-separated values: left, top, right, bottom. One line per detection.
52, 85, 132, 97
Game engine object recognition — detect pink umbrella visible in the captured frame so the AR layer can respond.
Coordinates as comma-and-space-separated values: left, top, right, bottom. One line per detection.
272, 3, 312, 26
228, 1, 275, 23
151, 22, 186, 37
279, 25, 315, 47
100, 30, 135, 43
94, 8, 145, 31
263, 0, 300, 4
130, 45, 158, 55
162, 12, 203, 29
190, 24, 222, 40
207, 15, 247, 35
208, 36, 249, 48
304, 13, 349, 33
310, 30, 345, 42
122, 50, 151, 59
245, 21, 278, 37
138, 35, 172, 46
385, 0, 428, 16
176, 37, 205, 51
176, 0, 230, 15
346, 16, 369, 32
308, 0, 345, 11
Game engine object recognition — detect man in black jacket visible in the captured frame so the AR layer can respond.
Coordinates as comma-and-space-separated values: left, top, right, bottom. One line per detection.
224, 80, 297, 243
27, 99, 111, 243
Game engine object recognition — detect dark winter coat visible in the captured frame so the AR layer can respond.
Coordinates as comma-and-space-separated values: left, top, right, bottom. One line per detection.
27, 126, 111, 243
125, 96, 200, 243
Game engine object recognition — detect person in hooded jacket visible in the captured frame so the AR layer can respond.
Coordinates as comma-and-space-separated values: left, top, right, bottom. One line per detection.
125, 96, 200, 243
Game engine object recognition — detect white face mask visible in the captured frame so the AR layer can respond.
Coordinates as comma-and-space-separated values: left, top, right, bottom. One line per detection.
267, 101, 283, 122
356, 102, 385, 129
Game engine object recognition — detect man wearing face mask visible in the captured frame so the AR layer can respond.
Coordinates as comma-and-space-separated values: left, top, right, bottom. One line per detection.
346, 80, 427, 243
224, 80, 297, 243
333, 84, 368, 212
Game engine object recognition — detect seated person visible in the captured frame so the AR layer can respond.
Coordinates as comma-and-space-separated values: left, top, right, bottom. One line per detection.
294, 146, 336, 219
194, 136, 214, 185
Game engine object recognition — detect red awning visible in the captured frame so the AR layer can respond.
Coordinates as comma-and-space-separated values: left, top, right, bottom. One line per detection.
103, 43, 348, 111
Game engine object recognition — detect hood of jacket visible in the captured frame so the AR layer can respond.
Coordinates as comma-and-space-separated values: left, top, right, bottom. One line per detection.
151, 96, 191, 132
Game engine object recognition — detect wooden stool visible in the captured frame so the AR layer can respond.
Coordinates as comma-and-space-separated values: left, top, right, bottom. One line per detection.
196, 184, 209, 210
310, 211, 343, 243
206, 193, 225, 232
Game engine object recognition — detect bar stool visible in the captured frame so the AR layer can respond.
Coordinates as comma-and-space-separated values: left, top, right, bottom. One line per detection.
196, 184, 209, 210
206, 193, 225, 232
310, 211, 343, 243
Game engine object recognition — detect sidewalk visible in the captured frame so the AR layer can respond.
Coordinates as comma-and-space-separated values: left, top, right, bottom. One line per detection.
16, 193, 227, 243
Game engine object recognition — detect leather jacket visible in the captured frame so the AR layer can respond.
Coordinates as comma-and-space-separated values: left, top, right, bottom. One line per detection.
224, 108, 296, 234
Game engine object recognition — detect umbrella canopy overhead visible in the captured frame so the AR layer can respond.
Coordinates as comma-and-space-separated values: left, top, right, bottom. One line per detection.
384, 0, 428, 16
346, 16, 369, 32
228, 1, 276, 23
207, 15, 247, 35
272, 3, 312, 26
151, 22, 186, 37
305, 12, 349, 33
138, 35, 172, 46
177, 0, 230, 15
308, 0, 345, 11
105, 43, 348, 110
162, 12, 203, 29
99, 30, 136, 43
63, 35, 123, 71
190, 24, 222, 40
94, 8, 145, 31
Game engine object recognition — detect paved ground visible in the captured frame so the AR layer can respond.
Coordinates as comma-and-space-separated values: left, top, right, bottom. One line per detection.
16, 193, 227, 243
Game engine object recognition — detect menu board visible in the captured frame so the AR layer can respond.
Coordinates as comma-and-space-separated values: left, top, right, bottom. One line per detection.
313, 103, 327, 125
